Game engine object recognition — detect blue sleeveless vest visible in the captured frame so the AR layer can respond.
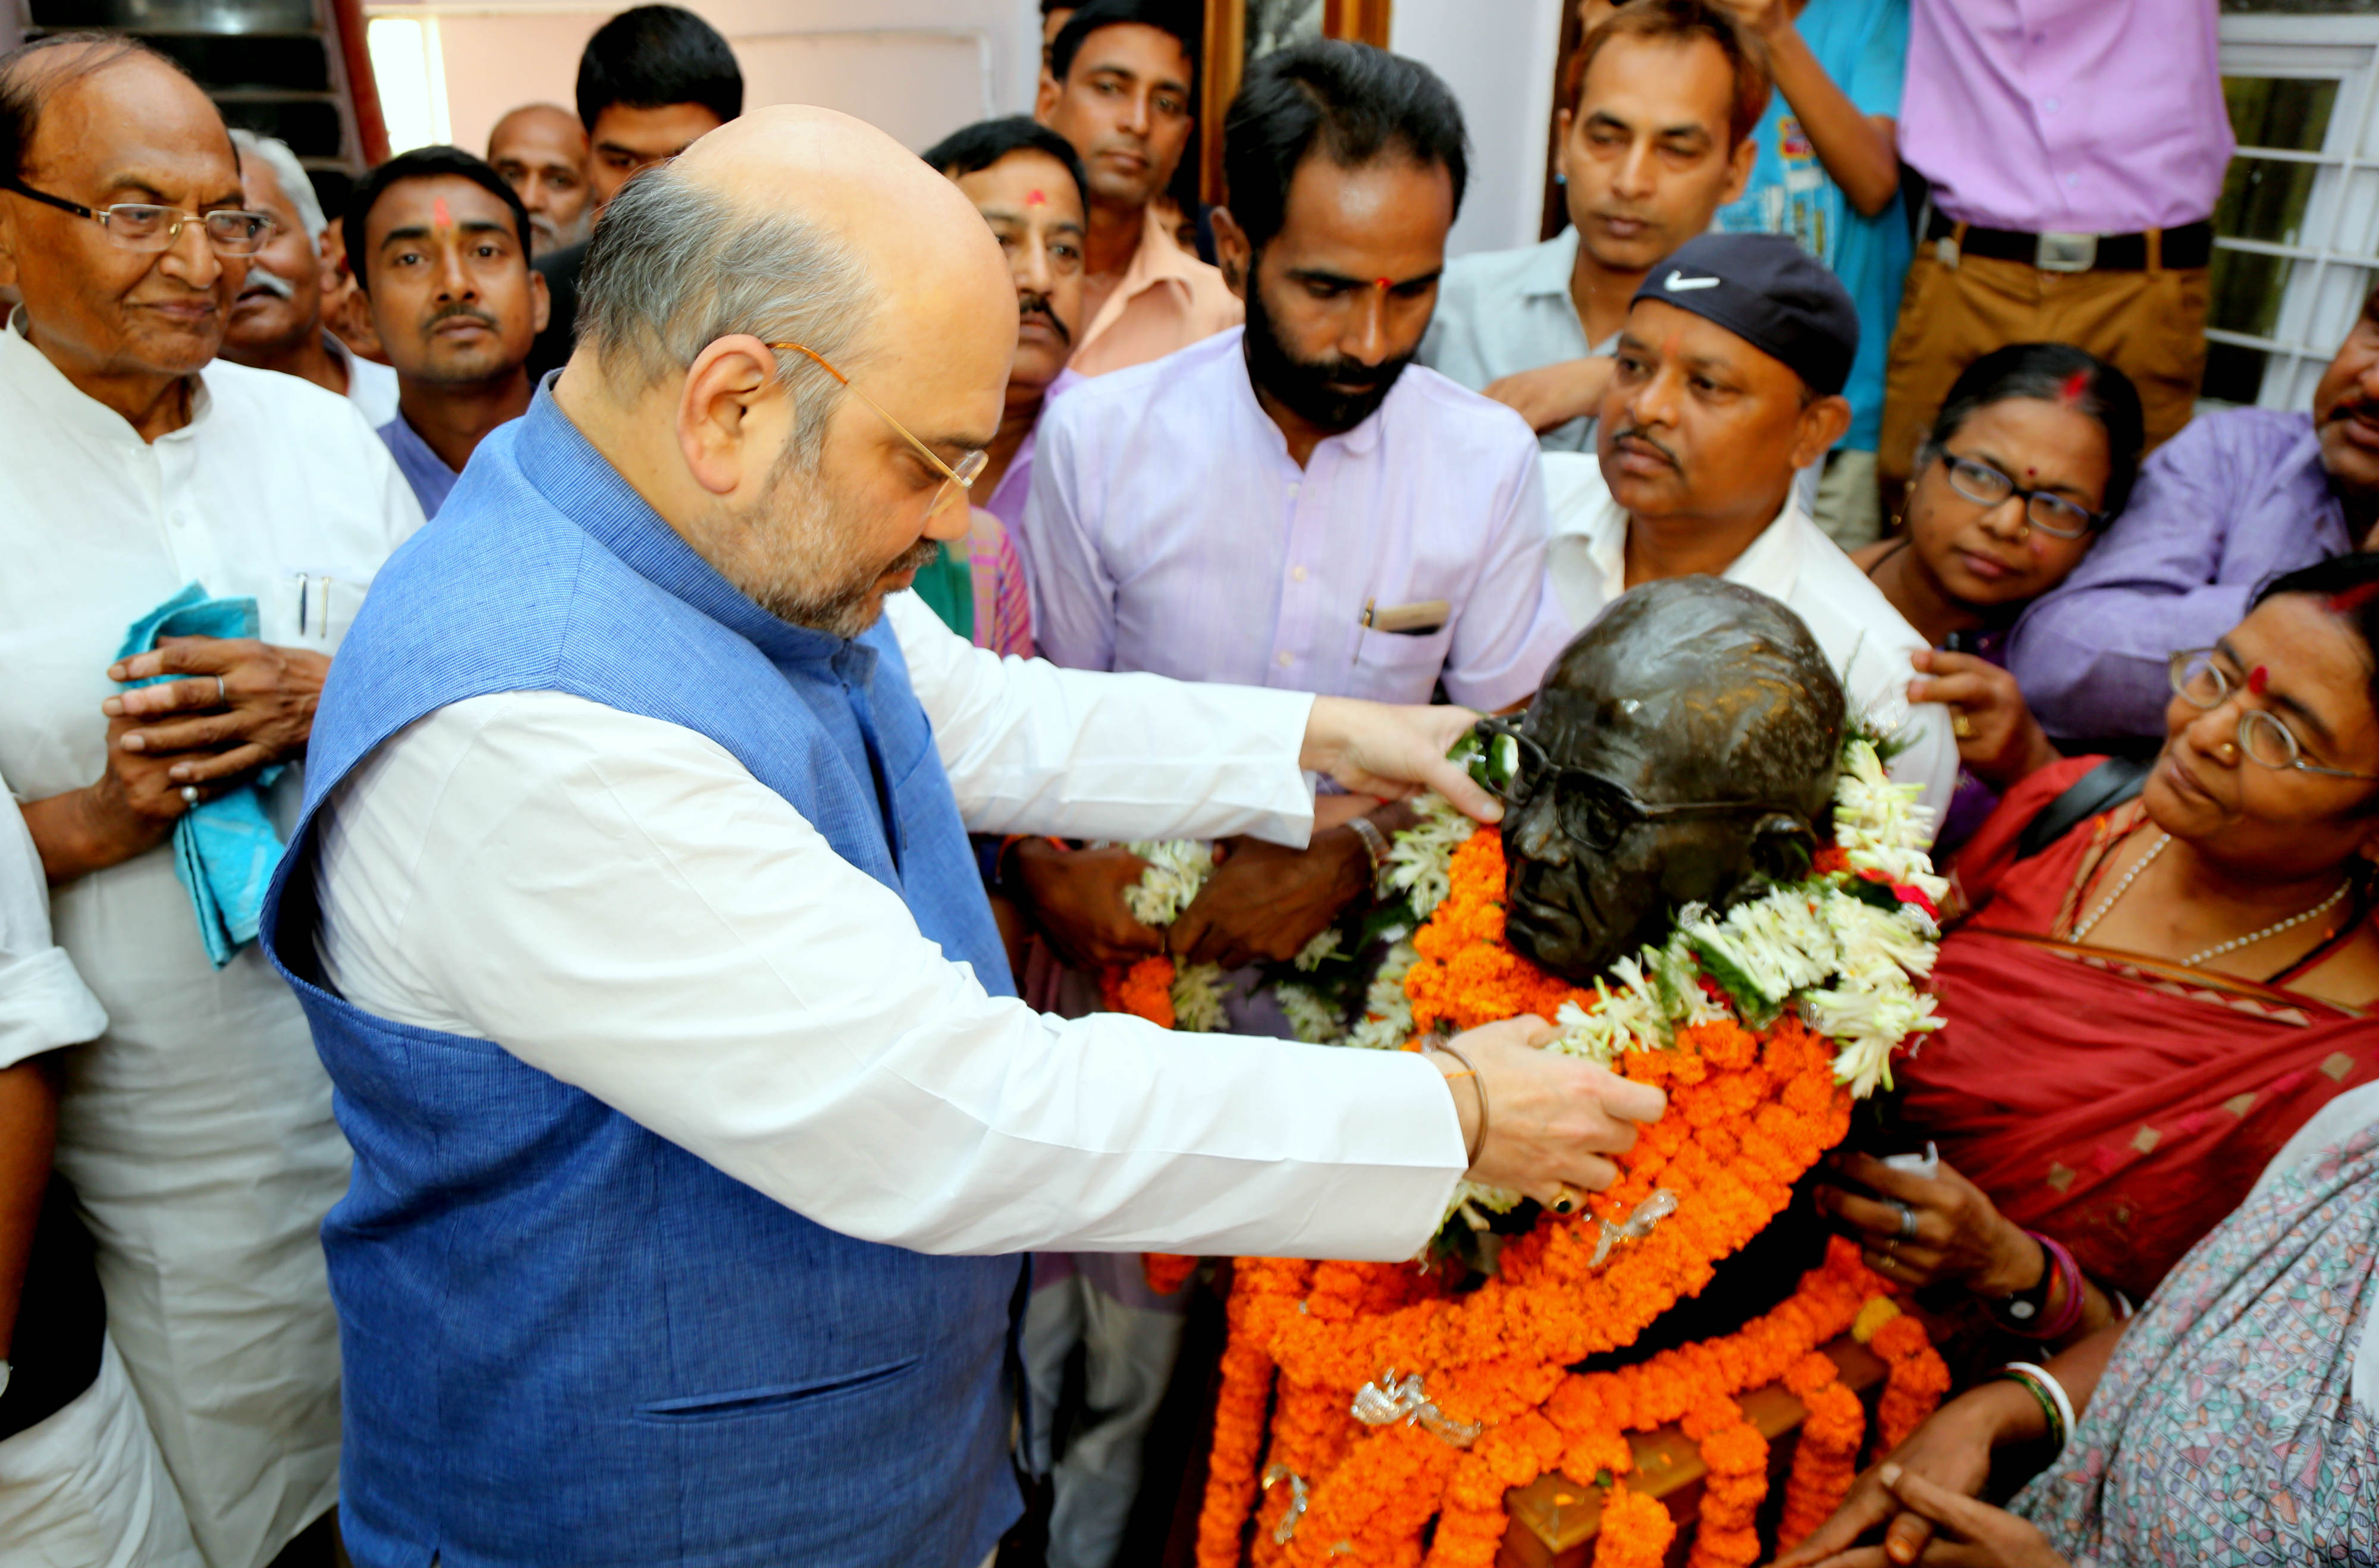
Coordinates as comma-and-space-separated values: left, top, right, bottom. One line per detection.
260, 392, 1024, 1568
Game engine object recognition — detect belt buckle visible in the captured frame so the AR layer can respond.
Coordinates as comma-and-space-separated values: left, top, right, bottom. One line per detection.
2036, 231, 2098, 272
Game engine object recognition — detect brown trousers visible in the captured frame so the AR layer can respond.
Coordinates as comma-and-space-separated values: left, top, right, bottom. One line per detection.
1877, 246, 2210, 501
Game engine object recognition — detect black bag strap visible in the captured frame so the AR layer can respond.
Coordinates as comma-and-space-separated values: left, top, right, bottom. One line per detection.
2013, 756, 2152, 861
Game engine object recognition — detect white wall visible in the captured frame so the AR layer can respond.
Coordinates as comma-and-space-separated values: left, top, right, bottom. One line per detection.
1391, 0, 1564, 259
366, 0, 1049, 160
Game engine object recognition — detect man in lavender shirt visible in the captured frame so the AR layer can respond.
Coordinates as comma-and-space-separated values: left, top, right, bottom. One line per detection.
1010, 46, 1569, 1563
1020, 39, 1570, 979
2008, 289, 2379, 744
1878, 0, 2233, 508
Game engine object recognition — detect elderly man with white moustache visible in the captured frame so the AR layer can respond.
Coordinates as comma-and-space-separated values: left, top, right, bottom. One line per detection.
219, 127, 399, 426
0, 33, 422, 1568
261, 104, 1667, 1568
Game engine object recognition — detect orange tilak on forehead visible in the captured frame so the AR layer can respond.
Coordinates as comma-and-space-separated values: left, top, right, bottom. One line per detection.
432, 195, 452, 230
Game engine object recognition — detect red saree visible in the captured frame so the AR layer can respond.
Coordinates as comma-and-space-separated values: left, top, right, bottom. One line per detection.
1900, 756, 2379, 1300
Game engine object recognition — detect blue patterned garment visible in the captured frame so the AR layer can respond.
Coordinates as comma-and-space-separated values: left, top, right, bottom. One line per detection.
2012, 1108, 2377, 1563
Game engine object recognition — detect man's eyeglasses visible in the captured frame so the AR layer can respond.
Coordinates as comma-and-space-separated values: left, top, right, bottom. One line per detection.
2168, 648, 2379, 780
0, 174, 272, 257
1457, 716, 1794, 850
1936, 449, 2104, 540
767, 341, 988, 519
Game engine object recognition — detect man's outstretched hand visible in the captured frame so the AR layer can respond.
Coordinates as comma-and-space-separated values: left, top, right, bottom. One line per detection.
1301, 698, 1498, 822
1431, 1017, 1667, 1205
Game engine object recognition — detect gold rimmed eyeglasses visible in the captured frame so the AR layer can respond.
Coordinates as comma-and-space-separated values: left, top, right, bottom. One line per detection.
768, 341, 987, 519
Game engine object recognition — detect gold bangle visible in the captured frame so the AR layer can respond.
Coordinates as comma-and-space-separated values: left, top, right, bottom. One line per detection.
1430, 1042, 1488, 1167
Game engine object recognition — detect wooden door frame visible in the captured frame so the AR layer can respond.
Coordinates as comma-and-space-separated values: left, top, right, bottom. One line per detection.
1198, 0, 1394, 206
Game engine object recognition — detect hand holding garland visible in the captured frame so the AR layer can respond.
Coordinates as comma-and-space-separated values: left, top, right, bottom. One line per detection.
1426, 1019, 1669, 1208
1777, 1322, 2127, 1568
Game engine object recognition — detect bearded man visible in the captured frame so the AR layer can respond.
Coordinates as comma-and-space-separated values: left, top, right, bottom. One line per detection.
1012, 44, 1574, 1560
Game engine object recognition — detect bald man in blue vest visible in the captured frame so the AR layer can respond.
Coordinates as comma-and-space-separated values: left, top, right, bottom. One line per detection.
257, 107, 1664, 1567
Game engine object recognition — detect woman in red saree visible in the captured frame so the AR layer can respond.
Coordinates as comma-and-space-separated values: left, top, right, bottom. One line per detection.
1817, 553, 2379, 1344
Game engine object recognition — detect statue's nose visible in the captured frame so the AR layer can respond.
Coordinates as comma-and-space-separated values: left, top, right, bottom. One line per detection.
1510, 796, 1568, 865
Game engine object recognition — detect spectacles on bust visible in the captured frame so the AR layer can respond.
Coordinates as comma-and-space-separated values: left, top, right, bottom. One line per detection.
2168, 647, 2379, 780
0, 173, 272, 257
1935, 449, 2104, 540
767, 341, 988, 519
1457, 716, 1795, 850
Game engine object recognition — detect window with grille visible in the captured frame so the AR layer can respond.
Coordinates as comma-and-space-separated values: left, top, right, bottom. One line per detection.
2206, 10, 2379, 410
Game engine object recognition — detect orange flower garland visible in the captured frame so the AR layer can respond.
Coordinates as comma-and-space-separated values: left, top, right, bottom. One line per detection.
1776, 1351, 1865, 1549
1103, 954, 1178, 1028
1590, 1484, 1676, 1568
1197, 827, 1947, 1566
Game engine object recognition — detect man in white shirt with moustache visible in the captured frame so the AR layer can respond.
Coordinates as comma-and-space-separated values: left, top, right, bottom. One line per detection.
0, 34, 420, 1567
1541, 231, 1957, 821
219, 127, 400, 427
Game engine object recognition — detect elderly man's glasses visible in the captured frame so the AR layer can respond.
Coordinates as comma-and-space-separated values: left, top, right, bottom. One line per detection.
1937, 450, 2104, 540
1457, 717, 1793, 850
2169, 648, 2379, 780
767, 341, 988, 519
0, 174, 272, 256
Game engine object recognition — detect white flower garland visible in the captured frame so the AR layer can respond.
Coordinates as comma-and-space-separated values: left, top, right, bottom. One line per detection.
1114, 742, 1943, 1102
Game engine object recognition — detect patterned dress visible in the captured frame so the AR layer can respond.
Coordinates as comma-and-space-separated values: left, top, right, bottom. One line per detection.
2011, 1106, 2377, 1563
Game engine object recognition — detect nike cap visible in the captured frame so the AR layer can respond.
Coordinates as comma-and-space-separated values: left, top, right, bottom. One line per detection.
1630, 232, 1859, 399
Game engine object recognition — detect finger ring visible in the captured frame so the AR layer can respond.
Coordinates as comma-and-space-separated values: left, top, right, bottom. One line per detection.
1951, 712, 1975, 739
1882, 1237, 1899, 1264
180, 785, 199, 806
1548, 1183, 1583, 1217
1895, 1199, 1920, 1242
214, 675, 228, 705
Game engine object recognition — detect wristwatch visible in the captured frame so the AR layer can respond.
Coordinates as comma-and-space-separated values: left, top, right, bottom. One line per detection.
1991, 1239, 2055, 1327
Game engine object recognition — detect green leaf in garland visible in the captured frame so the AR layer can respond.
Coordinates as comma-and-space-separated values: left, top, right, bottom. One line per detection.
1688, 935, 1784, 1029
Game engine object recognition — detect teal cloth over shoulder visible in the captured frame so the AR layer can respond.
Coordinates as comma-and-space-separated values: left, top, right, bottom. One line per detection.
115, 583, 285, 969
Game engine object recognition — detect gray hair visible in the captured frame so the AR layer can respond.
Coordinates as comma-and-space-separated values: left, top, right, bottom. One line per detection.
578, 162, 873, 465
230, 128, 322, 239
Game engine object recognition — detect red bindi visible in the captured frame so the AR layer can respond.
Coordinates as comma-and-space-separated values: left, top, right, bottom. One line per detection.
1375, 277, 1392, 291
2248, 665, 2270, 696
1025, 188, 1047, 208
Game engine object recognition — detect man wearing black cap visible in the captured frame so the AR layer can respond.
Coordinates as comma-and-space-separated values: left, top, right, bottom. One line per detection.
1541, 230, 1957, 825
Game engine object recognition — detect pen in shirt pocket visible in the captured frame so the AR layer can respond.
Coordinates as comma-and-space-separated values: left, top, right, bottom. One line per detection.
292, 573, 335, 640
1353, 596, 1451, 662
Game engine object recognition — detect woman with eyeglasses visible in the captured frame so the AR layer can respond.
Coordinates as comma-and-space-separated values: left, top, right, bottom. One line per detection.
1851, 344, 2145, 849
1813, 551, 2379, 1367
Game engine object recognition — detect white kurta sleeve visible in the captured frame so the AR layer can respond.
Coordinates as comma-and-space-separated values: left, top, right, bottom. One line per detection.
313, 693, 1467, 1261
886, 590, 1320, 847
0, 774, 107, 1070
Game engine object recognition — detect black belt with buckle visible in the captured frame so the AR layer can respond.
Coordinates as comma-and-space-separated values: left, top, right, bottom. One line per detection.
1923, 209, 2214, 272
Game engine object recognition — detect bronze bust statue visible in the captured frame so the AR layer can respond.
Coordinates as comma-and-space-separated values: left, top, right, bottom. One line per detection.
1497, 577, 1848, 985
1482, 579, 1850, 1355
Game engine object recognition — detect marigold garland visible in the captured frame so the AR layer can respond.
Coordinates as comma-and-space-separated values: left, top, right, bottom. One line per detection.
1590, 1483, 1676, 1568
1776, 1350, 1865, 1548
1196, 821, 1949, 1567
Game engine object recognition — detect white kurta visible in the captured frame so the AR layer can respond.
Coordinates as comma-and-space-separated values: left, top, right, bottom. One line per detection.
314, 590, 1473, 1261
0, 309, 423, 1568
1539, 452, 1961, 824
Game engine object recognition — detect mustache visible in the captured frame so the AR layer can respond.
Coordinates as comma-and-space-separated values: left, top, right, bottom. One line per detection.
1609, 425, 1681, 468
1310, 356, 1402, 390
2325, 398, 2379, 426
420, 301, 500, 338
238, 265, 296, 300
1018, 292, 1072, 347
